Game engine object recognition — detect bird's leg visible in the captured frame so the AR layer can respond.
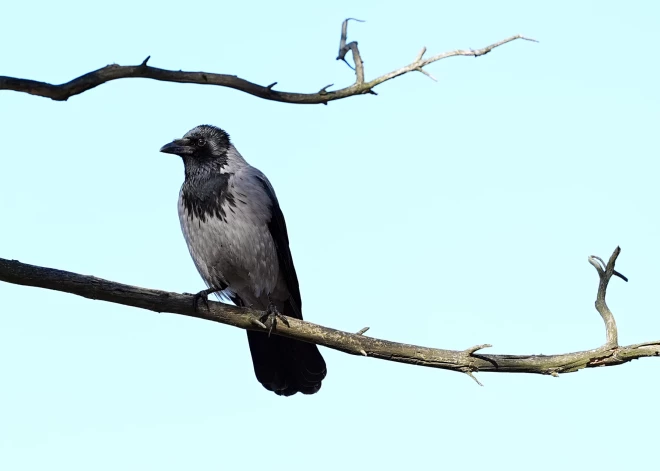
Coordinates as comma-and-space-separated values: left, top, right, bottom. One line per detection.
260, 301, 290, 337
192, 287, 222, 312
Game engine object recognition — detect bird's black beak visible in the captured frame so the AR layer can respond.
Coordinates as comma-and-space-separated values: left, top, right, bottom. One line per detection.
160, 138, 194, 156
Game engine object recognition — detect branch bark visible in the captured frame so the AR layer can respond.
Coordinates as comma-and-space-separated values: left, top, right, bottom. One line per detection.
1, 247, 658, 384
0, 20, 536, 104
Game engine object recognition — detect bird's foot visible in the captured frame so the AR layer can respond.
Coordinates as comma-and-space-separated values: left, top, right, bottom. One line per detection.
260, 302, 290, 337
192, 287, 220, 312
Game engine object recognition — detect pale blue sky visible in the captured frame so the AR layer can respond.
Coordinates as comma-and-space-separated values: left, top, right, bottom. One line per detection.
1, 1, 659, 470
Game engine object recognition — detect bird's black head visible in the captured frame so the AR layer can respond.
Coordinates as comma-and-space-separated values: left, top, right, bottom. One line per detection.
160, 125, 231, 163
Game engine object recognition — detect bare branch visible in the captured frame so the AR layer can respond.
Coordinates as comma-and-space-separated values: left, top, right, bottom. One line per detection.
0, 21, 535, 104
1, 247, 658, 381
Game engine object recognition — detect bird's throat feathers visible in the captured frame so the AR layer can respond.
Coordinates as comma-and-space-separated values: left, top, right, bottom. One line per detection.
180, 144, 248, 222
181, 172, 237, 223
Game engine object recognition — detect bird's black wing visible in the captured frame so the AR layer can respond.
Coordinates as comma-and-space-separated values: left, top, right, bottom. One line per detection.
249, 175, 326, 396
255, 176, 302, 316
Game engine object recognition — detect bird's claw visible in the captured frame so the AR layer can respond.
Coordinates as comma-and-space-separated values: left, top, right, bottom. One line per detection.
192, 287, 218, 312
260, 303, 289, 337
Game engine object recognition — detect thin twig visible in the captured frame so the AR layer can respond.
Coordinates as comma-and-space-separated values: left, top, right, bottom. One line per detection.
251, 318, 268, 329
464, 344, 492, 355
337, 18, 365, 61
588, 247, 623, 347
416, 67, 438, 82
336, 19, 366, 85
463, 369, 484, 386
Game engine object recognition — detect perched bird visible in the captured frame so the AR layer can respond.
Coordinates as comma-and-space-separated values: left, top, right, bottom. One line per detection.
160, 124, 326, 396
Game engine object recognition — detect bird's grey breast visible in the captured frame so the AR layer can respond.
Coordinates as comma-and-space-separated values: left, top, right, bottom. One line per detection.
178, 167, 280, 301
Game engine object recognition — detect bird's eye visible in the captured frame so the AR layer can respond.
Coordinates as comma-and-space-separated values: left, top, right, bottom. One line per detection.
196, 138, 206, 147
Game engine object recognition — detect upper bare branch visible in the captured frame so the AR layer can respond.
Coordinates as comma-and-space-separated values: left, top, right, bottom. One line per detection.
1, 248, 657, 384
0, 20, 536, 104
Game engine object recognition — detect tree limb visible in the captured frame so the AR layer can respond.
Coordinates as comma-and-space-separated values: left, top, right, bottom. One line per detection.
0, 19, 536, 103
1, 247, 658, 384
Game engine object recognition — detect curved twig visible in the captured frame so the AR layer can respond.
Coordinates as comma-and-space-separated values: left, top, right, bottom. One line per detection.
336, 18, 366, 84
0, 20, 536, 104
588, 247, 625, 347
0, 248, 657, 385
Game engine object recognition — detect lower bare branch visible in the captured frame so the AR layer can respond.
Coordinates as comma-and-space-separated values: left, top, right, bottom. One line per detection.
0, 247, 657, 383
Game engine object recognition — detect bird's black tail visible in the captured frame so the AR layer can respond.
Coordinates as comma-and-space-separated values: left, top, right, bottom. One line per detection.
233, 294, 326, 396
246, 330, 327, 396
